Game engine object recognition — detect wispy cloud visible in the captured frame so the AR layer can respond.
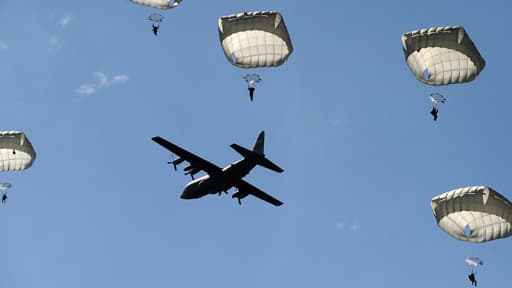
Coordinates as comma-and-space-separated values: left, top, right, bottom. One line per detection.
112, 74, 129, 84
49, 35, 59, 48
336, 221, 360, 232
77, 72, 129, 95
49, 14, 71, 50
60, 15, 72, 29
77, 84, 96, 95
0, 42, 7, 50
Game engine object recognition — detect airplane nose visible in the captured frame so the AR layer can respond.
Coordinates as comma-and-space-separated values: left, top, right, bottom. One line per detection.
180, 186, 194, 199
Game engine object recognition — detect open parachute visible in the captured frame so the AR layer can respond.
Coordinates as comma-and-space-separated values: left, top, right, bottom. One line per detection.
429, 93, 446, 106
0, 131, 36, 171
431, 186, 512, 243
465, 257, 483, 268
0, 183, 11, 193
401, 26, 485, 86
130, 0, 182, 10
218, 11, 293, 68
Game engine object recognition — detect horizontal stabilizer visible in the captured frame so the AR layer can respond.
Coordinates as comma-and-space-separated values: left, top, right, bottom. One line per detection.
230, 144, 284, 173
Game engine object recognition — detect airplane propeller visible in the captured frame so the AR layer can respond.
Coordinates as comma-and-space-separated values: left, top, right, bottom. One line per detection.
168, 154, 185, 172
168, 154, 178, 171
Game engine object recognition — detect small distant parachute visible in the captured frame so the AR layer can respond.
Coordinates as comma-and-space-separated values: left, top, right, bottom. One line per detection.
431, 186, 512, 243
401, 26, 485, 86
429, 93, 446, 106
0, 131, 36, 172
243, 74, 262, 101
244, 74, 261, 88
218, 11, 293, 68
130, 0, 182, 10
0, 183, 11, 194
465, 257, 483, 268
148, 13, 164, 24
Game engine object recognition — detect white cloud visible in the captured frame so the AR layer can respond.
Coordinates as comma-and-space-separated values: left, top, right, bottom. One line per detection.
112, 74, 129, 85
0, 42, 8, 50
77, 72, 129, 95
336, 222, 345, 230
112, 74, 129, 84
60, 15, 72, 29
349, 224, 360, 232
77, 84, 96, 95
94, 72, 110, 87
49, 35, 59, 48
336, 221, 360, 232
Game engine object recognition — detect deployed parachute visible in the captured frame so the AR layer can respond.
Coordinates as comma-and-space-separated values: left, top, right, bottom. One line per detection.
130, 0, 181, 10
465, 257, 483, 268
218, 11, 293, 68
431, 186, 512, 243
401, 26, 485, 86
0, 183, 11, 193
0, 131, 36, 172
429, 92, 446, 106
148, 13, 164, 24
244, 74, 261, 88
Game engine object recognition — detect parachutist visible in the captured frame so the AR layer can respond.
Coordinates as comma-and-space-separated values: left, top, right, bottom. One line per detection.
430, 107, 438, 121
2, 193, 7, 204
248, 87, 255, 101
243, 74, 261, 102
468, 273, 477, 286
152, 24, 159, 36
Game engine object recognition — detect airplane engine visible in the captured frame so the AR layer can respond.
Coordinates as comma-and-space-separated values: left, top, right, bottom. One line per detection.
232, 190, 249, 205
185, 167, 200, 179
172, 157, 185, 168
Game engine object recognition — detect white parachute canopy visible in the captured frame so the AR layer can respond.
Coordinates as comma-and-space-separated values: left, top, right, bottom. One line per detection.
431, 186, 512, 243
218, 11, 293, 68
148, 13, 164, 23
244, 74, 261, 88
465, 257, 483, 267
0, 183, 11, 192
429, 92, 447, 107
0, 131, 36, 172
130, 0, 181, 10
401, 26, 485, 86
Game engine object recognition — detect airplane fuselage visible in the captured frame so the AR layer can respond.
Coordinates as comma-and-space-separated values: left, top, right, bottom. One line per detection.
180, 159, 256, 199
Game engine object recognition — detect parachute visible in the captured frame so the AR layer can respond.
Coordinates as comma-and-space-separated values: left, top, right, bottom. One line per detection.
130, 0, 181, 10
0, 183, 11, 193
148, 13, 164, 24
429, 92, 446, 106
244, 74, 262, 88
431, 186, 512, 243
465, 257, 483, 268
401, 26, 485, 86
218, 11, 293, 68
0, 131, 36, 172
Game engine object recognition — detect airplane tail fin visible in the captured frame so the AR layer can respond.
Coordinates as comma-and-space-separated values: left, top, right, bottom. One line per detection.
230, 131, 284, 173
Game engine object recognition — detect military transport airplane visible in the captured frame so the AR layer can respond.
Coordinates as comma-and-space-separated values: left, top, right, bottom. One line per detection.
152, 131, 284, 206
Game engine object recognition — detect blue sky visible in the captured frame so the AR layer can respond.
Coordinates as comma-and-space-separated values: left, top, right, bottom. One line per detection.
0, 0, 511, 287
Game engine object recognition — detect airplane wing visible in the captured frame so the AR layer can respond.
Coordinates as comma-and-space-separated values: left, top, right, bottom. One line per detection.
152, 136, 223, 176
234, 180, 283, 206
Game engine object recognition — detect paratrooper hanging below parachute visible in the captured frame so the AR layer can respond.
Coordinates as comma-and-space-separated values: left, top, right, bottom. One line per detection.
429, 93, 446, 121
148, 13, 164, 35
218, 11, 293, 101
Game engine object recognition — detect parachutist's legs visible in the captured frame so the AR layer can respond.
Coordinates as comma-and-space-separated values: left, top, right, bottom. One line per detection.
248, 87, 255, 101
430, 107, 438, 121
